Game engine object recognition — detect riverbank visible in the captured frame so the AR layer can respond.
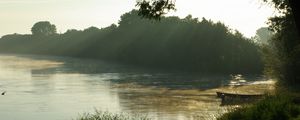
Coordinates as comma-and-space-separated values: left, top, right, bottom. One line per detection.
217, 94, 300, 120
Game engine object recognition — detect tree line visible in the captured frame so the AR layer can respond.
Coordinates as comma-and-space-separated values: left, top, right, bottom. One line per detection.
0, 10, 263, 74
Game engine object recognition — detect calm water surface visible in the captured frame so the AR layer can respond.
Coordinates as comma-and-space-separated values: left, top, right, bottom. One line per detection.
0, 54, 270, 120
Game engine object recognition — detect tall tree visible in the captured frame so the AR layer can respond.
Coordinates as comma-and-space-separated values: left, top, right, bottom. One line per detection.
31, 21, 57, 36
262, 0, 300, 87
254, 27, 273, 44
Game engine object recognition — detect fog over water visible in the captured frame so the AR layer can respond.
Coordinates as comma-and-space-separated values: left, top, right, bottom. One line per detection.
0, 54, 273, 120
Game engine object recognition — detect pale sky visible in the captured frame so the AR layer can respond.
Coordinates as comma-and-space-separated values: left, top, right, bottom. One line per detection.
0, 0, 277, 38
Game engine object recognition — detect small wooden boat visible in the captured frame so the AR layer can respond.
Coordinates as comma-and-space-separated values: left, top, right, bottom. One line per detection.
216, 92, 265, 105
216, 92, 264, 98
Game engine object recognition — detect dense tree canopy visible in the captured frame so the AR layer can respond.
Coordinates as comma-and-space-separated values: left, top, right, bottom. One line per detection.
0, 10, 263, 74
261, 0, 300, 87
136, 0, 300, 86
31, 21, 57, 36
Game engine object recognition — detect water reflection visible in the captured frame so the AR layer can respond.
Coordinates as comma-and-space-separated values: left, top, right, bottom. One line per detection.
0, 54, 272, 120
116, 87, 224, 119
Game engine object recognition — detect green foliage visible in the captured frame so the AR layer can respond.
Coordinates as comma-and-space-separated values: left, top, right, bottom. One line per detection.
218, 95, 300, 120
75, 110, 151, 120
263, 0, 292, 14
0, 10, 263, 74
136, 0, 175, 20
31, 21, 57, 36
262, 0, 300, 87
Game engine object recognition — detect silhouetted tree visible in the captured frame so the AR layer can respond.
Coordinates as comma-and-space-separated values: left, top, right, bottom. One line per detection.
254, 27, 273, 44
0, 10, 263, 74
31, 21, 57, 36
136, 0, 175, 20
136, 0, 300, 87
261, 0, 300, 87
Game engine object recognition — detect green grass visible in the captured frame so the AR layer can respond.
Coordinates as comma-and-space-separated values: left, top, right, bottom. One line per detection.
74, 110, 151, 120
218, 95, 300, 120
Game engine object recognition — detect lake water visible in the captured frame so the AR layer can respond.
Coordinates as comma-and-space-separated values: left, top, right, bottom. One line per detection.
0, 54, 272, 120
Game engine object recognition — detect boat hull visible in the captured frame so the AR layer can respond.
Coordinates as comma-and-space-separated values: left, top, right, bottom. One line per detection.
216, 92, 265, 105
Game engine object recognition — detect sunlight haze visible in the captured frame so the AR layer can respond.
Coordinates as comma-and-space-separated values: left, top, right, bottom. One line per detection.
1, 0, 297, 119
0, 0, 276, 38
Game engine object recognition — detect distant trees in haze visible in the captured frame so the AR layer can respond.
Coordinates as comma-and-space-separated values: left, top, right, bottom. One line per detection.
31, 21, 57, 36
0, 10, 263, 74
136, 0, 300, 87
253, 27, 273, 45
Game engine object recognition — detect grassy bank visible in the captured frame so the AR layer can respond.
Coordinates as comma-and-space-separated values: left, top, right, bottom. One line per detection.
218, 94, 300, 120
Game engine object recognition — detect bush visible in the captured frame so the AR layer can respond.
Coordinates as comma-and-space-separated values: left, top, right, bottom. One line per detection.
75, 110, 151, 120
218, 95, 300, 120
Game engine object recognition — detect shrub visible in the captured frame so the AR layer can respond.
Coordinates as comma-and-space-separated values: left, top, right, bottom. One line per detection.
218, 95, 300, 120
75, 110, 151, 120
